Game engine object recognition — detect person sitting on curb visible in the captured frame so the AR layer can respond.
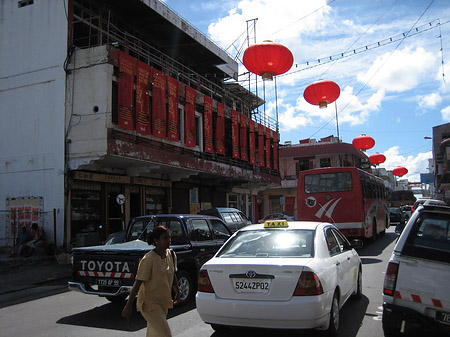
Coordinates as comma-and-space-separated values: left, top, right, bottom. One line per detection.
19, 223, 45, 257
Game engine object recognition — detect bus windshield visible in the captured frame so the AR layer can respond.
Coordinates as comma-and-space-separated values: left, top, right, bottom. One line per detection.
304, 172, 352, 193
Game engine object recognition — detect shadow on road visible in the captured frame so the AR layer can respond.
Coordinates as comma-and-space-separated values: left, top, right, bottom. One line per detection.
57, 298, 196, 332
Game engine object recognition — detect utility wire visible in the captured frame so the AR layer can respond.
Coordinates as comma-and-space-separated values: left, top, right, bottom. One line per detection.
318, 0, 399, 79
306, 0, 437, 139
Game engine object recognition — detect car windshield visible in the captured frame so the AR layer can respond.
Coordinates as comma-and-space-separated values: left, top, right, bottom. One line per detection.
217, 229, 314, 258
390, 208, 401, 214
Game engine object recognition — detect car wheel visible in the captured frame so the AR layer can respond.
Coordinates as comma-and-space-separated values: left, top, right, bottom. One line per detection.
353, 267, 362, 299
177, 270, 194, 304
324, 292, 339, 337
211, 324, 231, 332
382, 307, 402, 336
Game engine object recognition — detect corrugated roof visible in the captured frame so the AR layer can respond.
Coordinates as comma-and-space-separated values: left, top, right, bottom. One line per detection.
280, 142, 368, 158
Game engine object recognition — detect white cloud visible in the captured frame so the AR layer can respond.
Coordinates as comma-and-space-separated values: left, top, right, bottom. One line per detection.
418, 92, 442, 108
356, 47, 437, 92
441, 106, 450, 121
208, 0, 331, 50
278, 85, 385, 133
379, 146, 432, 182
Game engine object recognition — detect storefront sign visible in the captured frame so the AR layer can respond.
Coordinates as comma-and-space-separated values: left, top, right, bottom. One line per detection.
74, 171, 130, 184
132, 177, 172, 187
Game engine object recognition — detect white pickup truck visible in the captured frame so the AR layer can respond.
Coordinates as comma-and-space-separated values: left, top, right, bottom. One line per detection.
382, 204, 450, 336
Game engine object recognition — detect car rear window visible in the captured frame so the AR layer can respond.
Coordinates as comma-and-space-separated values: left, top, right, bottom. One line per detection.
402, 212, 450, 264
217, 229, 314, 258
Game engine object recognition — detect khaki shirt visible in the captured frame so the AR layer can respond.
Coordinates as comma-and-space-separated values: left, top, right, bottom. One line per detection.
136, 249, 177, 312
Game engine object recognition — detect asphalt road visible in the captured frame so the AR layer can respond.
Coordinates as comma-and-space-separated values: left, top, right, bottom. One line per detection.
0, 228, 399, 337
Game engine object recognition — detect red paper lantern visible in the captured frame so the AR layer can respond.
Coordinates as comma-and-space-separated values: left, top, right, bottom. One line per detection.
352, 135, 375, 151
304, 80, 340, 108
369, 153, 386, 165
392, 167, 408, 177
243, 41, 293, 81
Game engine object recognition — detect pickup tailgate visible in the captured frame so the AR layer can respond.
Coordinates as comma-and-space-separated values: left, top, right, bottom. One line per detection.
71, 240, 151, 292
395, 256, 450, 316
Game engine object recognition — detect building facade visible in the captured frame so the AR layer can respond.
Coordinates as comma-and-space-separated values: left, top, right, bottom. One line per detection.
0, 0, 280, 249
433, 122, 450, 203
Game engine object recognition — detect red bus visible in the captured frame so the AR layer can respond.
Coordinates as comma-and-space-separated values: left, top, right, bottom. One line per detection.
297, 167, 389, 240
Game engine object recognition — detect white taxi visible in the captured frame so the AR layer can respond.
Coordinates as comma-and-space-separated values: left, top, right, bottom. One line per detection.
196, 220, 363, 336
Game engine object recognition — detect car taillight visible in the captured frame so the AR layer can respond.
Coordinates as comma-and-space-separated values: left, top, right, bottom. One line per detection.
198, 270, 215, 293
383, 262, 399, 296
293, 271, 324, 296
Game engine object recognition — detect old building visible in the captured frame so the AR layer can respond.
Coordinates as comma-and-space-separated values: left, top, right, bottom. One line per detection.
0, 0, 280, 249
258, 136, 368, 219
433, 122, 450, 203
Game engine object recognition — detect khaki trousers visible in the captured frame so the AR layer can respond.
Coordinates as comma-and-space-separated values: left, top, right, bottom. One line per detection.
140, 304, 172, 337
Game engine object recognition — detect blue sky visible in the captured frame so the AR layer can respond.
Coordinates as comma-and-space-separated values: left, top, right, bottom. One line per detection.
163, 0, 450, 182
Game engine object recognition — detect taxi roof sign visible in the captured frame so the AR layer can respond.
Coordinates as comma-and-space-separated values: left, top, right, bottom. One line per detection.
264, 220, 289, 228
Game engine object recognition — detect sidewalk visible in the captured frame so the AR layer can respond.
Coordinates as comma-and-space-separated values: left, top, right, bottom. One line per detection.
0, 248, 72, 296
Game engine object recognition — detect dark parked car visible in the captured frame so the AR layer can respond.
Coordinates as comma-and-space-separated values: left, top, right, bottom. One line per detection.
198, 207, 251, 232
69, 214, 232, 305
390, 207, 405, 223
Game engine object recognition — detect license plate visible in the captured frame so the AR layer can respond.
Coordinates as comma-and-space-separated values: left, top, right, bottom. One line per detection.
233, 278, 271, 294
436, 310, 450, 325
96, 278, 120, 287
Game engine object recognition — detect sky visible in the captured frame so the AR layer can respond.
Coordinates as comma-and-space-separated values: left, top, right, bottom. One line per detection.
162, 0, 450, 182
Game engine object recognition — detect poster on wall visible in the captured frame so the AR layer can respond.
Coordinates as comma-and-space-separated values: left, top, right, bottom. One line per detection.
136, 61, 151, 135
249, 119, 256, 164
167, 76, 179, 141
240, 114, 248, 161
118, 52, 135, 130
151, 68, 167, 138
185, 86, 196, 147
204, 96, 214, 153
7, 197, 43, 246
216, 102, 225, 155
231, 109, 240, 159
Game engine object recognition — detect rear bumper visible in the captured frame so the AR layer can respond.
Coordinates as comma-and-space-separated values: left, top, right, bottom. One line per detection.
196, 291, 331, 330
68, 281, 132, 297
383, 302, 450, 333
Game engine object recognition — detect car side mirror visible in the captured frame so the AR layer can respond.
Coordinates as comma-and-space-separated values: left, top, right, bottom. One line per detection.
351, 239, 363, 249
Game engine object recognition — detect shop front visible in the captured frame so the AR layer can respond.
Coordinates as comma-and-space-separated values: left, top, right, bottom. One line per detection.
68, 171, 171, 247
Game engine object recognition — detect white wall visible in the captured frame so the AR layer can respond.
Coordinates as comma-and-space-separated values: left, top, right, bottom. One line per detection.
0, 0, 68, 247
66, 46, 112, 168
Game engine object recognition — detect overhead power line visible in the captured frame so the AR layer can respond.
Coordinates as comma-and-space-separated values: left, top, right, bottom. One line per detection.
281, 18, 449, 78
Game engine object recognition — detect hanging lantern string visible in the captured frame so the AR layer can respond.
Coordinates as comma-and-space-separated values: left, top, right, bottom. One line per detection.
317, 0, 398, 80
235, 18, 449, 82
279, 17, 447, 78
307, 2, 437, 140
